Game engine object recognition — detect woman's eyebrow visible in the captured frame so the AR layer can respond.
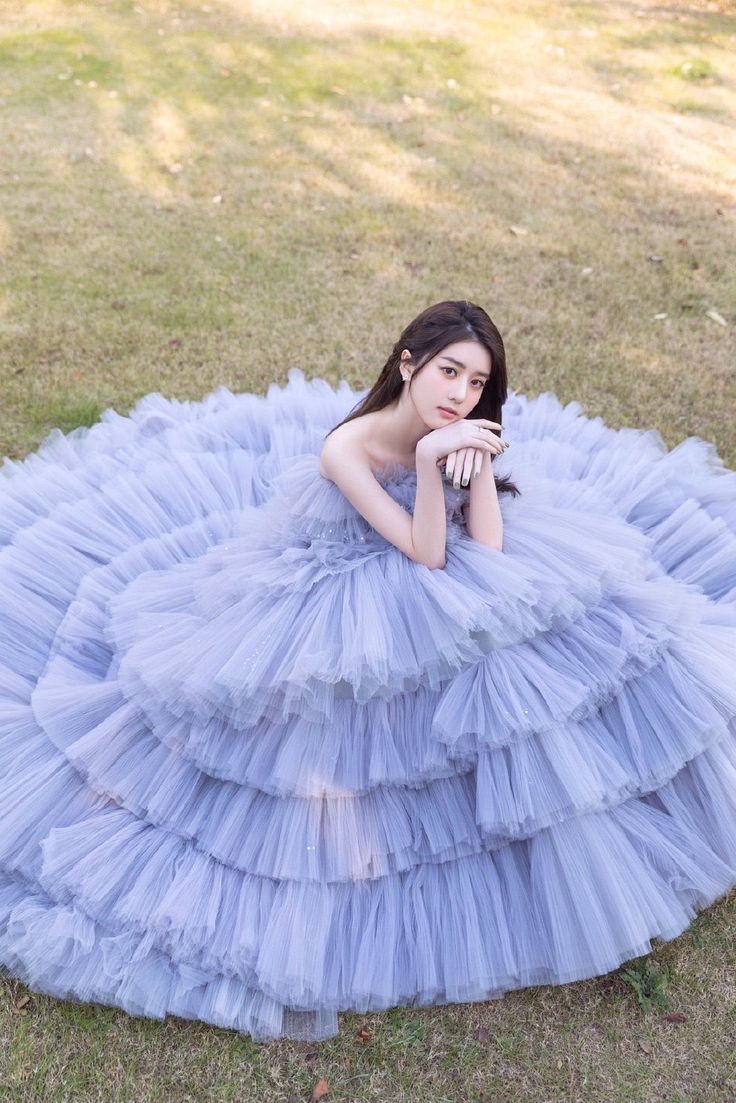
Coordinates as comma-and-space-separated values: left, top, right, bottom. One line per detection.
440, 356, 490, 379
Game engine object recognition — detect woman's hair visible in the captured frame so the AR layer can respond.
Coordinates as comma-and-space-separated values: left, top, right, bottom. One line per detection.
326, 299, 520, 497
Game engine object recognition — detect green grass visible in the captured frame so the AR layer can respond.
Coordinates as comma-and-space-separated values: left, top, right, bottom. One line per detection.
669, 58, 719, 81
1, 0, 735, 1099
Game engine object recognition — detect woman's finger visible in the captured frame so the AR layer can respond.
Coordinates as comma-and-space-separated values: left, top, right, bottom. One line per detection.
473, 422, 509, 451
449, 447, 470, 486
460, 449, 474, 487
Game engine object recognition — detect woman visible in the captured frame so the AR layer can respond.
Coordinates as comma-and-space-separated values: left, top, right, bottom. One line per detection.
0, 299, 734, 1042
320, 298, 518, 566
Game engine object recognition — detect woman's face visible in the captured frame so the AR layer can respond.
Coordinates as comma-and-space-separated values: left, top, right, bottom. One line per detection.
403, 339, 492, 426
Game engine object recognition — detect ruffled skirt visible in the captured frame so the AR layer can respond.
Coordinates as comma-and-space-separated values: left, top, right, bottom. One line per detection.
1, 369, 735, 1040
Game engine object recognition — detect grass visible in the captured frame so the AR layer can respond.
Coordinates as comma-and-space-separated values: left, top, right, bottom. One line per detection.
0, 0, 735, 1099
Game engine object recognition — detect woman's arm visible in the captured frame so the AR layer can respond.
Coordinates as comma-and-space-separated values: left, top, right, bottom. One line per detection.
320, 438, 448, 570
464, 450, 503, 551
411, 447, 448, 568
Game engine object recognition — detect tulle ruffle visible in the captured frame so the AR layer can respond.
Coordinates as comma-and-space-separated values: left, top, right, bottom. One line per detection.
1, 368, 735, 1041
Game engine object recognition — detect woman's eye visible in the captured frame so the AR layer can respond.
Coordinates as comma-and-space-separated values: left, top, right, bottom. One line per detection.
442, 366, 484, 387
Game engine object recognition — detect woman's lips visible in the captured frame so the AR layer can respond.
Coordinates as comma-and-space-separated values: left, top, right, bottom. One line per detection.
438, 407, 457, 419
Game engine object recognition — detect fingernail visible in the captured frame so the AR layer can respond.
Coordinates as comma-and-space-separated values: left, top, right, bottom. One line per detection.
453, 481, 460, 489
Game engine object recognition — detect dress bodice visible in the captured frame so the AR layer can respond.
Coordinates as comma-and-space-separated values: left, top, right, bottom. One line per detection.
269, 453, 471, 549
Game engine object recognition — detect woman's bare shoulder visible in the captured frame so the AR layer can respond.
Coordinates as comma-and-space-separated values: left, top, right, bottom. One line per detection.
319, 421, 373, 479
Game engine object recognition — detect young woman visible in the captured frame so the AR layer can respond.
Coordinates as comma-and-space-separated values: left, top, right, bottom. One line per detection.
319, 299, 519, 567
0, 299, 734, 1043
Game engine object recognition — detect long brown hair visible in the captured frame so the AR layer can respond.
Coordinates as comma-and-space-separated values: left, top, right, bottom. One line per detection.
326, 299, 520, 496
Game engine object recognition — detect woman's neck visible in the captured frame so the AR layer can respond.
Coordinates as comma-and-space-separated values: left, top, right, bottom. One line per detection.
362, 399, 431, 461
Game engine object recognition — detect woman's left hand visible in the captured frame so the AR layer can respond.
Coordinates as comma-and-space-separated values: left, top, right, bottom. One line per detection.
439, 446, 486, 487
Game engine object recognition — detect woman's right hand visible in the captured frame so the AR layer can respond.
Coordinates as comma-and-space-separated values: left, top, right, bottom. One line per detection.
416, 418, 506, 465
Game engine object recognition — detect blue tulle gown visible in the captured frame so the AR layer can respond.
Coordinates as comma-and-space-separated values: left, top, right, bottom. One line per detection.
1, 369, 735, 1042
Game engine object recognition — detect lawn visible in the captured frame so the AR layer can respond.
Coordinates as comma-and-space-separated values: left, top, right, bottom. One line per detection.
0, 0, 735, 1100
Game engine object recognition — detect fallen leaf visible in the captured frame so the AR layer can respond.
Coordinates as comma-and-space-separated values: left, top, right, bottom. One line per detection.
653, 312, 668, 320
638, 1040, 653, 1054
477, 1025, 490, 1044
663, 1012, 687, 1023
705, 309, 727, 326
15, 996, 31, 1009
509, 225, 529, 235
648, 255, 663, 263
310, 1078, 329, 1101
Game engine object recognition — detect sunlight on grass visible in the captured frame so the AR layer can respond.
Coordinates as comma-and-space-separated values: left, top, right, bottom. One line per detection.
148, 99, 191, 161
